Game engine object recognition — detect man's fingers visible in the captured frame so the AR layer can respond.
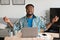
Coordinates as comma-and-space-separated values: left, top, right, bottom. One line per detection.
54, 16, 58, 18
55, 16, 57, 17
54, 16, 59, 22
3, 16, 9, 20
3, 16, 9, 22
56, 17, 59, 20
52, 16, 59, 23
3, 17, 5, 20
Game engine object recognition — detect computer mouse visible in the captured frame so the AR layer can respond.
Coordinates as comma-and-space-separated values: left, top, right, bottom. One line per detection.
42, 34, 47, 36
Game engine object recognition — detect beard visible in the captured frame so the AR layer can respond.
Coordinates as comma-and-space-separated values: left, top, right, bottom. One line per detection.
26, 13, 33, 16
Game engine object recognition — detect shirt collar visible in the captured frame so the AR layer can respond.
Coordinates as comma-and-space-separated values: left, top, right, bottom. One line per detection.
25, 15, 36, 19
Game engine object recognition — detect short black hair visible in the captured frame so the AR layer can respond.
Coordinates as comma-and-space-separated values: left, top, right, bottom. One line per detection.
25, 4, 34, 9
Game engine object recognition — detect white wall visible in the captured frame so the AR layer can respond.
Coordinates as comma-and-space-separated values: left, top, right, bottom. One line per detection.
0, 0, 60, 18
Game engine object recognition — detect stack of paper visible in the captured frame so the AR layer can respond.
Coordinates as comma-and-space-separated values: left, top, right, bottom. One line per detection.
0, 23, 7, 29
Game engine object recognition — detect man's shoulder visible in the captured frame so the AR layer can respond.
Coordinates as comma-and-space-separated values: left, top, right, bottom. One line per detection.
35, 16, 41, 19
35, 16, 44, 21
19, 16, 43, 19
19, 16, 26, 20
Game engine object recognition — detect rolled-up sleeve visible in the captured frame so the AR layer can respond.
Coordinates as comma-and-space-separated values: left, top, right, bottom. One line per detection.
13, 19, 21, 32
13, 24, 21, 31
39, 17, 47, 31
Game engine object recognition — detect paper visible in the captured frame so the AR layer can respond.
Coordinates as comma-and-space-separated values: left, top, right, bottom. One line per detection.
0, 23, 7, 29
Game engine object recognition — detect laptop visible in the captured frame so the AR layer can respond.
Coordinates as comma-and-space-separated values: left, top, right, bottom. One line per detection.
21, 27, 38, 38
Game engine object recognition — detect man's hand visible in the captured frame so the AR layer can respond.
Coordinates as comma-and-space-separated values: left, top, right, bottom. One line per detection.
52, 16, 59, 23
46, 16, 59, 30
3, 16, 13, 27
3, 16, 11, 23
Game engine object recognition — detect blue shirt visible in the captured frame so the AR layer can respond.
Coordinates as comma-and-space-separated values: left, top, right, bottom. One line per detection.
27, 16, 34, 27
13, 15, 46, 32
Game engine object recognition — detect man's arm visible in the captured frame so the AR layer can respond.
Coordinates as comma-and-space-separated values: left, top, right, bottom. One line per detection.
3, 16, 13, 28
46, 22, 53, 30
7, 22, 13, 28
46, 16, 59, 30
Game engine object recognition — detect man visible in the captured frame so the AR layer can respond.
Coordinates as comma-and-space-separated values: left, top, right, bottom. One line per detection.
3, 4, 59, 33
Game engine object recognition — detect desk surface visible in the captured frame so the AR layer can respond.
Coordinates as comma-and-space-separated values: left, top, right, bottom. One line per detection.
4, 32, 59, 40
5, 37, 46, 40
42, 32, 59, 38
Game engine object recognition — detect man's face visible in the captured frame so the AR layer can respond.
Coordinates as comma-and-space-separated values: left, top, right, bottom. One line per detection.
26, 6, 34, 16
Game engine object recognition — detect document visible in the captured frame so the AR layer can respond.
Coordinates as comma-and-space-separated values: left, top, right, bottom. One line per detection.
0, 23, 7, 29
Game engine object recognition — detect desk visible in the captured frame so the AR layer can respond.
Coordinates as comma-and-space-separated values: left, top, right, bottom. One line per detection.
44, 32, 59, 38
4, 32, 58, 40
5, 37, 45, 40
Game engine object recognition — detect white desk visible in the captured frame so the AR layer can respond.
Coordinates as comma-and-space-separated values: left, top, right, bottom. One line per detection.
44, 32, 59, 38
5, 32, 58, 40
